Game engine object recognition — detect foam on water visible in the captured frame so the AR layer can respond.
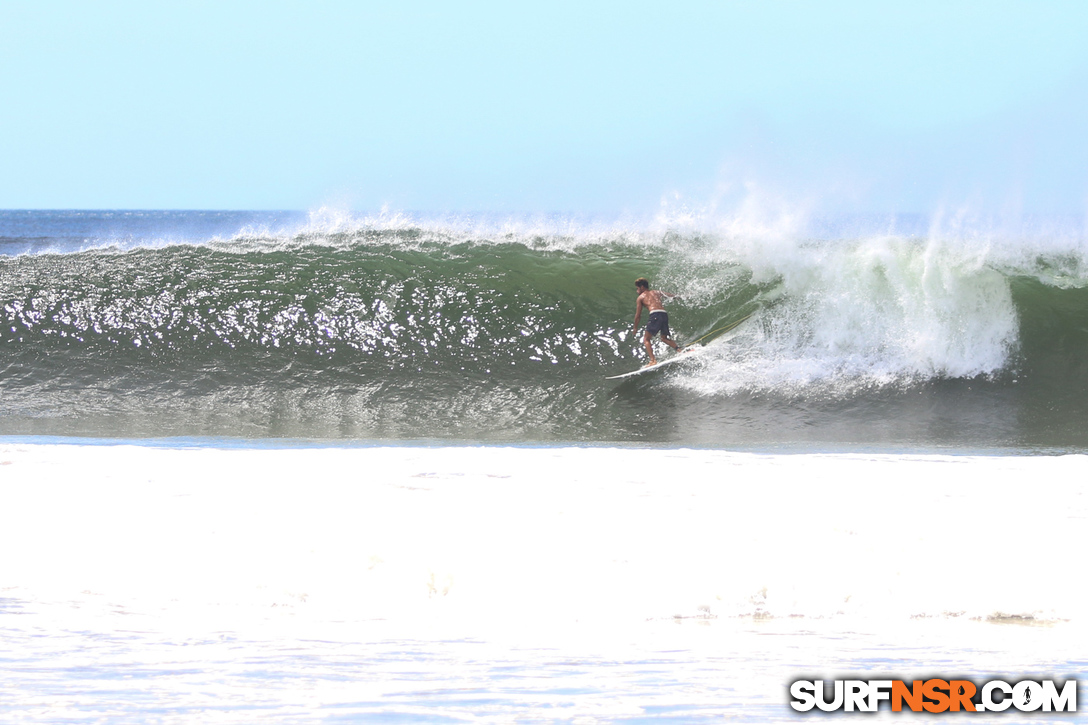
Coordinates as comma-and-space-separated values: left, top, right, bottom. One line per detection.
1, 443, 1085, 722
675, 235, 1021, 395
2, 444, 1085, 628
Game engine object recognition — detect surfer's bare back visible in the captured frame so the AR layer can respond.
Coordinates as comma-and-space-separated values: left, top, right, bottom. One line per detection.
632, 277, 683, 366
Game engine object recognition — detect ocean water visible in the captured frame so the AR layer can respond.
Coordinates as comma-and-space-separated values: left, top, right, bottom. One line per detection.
3, 209, 1088, 449
3, 210, 1088, 723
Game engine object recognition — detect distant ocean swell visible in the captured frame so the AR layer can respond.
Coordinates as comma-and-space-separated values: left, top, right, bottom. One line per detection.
2, 211, 1088, 447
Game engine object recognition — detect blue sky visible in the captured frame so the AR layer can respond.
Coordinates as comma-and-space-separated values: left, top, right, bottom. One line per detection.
2, 1, 1087, 214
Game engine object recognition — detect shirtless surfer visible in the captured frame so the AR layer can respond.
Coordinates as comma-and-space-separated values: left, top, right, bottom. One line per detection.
632, 277, 684, 366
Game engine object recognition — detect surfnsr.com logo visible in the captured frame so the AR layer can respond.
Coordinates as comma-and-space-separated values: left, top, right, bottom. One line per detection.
789, 679, 1077, 713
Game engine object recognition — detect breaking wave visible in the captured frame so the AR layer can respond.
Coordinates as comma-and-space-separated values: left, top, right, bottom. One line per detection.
2, 209, 1088, 446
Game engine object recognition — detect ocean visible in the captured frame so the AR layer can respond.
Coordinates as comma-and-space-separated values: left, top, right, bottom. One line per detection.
1, 210, 1086, 722
3, 209, 1088, 449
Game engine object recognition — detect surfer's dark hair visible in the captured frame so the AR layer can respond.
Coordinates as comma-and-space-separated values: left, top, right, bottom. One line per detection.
635, 278, 649, 289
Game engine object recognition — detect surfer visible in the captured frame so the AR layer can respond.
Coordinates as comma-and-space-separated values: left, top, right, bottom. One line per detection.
632, 278, 684, 366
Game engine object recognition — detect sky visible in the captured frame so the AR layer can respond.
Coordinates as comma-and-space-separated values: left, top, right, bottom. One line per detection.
2, 1, 1088, 215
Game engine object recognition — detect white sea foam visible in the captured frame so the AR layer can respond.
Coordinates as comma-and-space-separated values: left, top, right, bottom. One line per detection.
1, 444, 1084, 629
671, 235, 1024, 394
1, 443, 1084, 721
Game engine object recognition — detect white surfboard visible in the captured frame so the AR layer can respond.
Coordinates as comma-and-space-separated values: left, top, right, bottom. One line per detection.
605, 310, 756, 381
604, 346, 706, 380
604, 309, 757, 381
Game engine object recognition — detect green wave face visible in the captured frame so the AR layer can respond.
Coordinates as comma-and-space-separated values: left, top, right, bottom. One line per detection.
3, 225, 1088, 448
0, 242, 756, 368
0, 238, 760, 441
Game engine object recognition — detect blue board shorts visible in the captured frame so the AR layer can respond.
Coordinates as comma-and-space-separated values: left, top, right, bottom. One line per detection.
646, 311, 670, 338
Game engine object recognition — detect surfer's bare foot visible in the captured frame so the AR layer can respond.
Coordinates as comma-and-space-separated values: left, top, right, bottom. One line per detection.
644, 359, 657, 367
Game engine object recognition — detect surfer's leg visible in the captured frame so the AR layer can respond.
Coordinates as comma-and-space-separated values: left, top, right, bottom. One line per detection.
643, 330, 657, 365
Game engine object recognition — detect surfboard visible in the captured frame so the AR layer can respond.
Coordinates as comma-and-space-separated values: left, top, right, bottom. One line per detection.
605, 311, 755, 381
604, 346, 706, 380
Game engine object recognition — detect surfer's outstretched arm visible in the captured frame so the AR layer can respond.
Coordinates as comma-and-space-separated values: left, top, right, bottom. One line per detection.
632, 296, 644, 338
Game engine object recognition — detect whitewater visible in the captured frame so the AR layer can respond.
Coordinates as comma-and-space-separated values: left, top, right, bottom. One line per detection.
2, 443, 1085, 723
2, 210, 1087, 722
